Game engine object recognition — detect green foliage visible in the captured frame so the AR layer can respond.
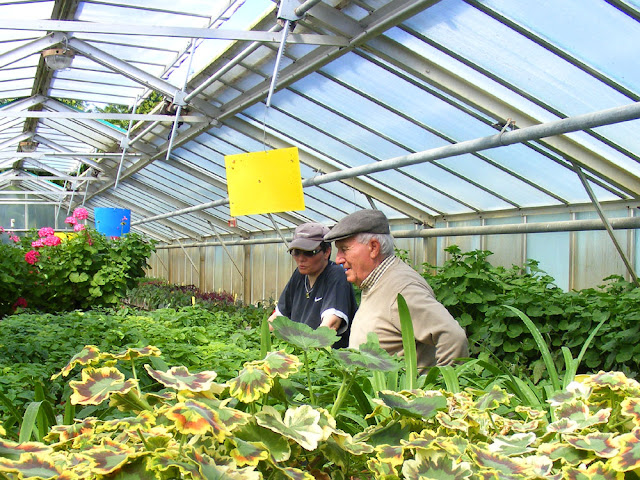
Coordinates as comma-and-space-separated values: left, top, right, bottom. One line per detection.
2, 328, 640, 478
0, 306, 266, 435
125, 278, 236, 310
91, 91, 163, 130
0, 226, 156, 314
424, 245, 640, 379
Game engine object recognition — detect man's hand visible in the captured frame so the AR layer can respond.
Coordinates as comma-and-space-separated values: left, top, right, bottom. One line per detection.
319, 314, 342, 331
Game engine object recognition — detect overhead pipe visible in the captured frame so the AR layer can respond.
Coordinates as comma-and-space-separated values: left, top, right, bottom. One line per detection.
133, 100, 640, 227
155, 216, 640, 249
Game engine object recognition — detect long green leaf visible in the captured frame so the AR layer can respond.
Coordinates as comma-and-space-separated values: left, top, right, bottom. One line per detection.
63, 397, 75, 425
261, 312, 272, 359
438, 365, 460, 393
561, 347, 576, 388
348, 381, 375, 425
505, 305, 561, 393
397, 293, 417, 390
19, 401, 43, 443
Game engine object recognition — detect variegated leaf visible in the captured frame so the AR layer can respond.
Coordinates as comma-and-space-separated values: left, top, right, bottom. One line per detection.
547, 417, 580, 434
375, 444, 404, 466
514, 405, 547, 420
475, 385, 511, 411
102, 345, 161, 360
366, 457, 398, 477
333, 432, 374, 455
256, 405, 324, 451
250, 350, 301, 379
434, 436, 469, 458
230, 438, 269, 466
377, 390, 447, 419
584, 372, 640, 395
333, 332, 400, 372
469, 444, 531, 478
51, 345, 101, 380
553, 400, 611, 430
489, 432, 537, 456
280, 466, 315, 480
144, 364, 219, 392
609, 428, 640, 472
69, 367, 138, 405
147, 450, 201, 478
0, 453, 71, 479
271, 316, 338, 350
44, 418, 97, 443
77, 438, 137, 475
563, 460, 624, 480
436, 411, 469, 433
538, 442, 593, 465
565, 433, 619, 458
98, 411, 156, 432
163, 399, 232, 440
189, 451, 262, 480
621, 398, 640, 426
228, 365, 273, 403
234, 422, 292, 462
402, 454, 472, 480
0, 439, 52, 458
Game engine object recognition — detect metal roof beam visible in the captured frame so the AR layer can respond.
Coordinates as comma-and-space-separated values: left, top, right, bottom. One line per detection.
0, 20, 349, 46
0, 33, 64, 69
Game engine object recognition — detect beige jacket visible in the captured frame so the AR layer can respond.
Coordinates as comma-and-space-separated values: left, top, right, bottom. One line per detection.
349, 256, 468, 368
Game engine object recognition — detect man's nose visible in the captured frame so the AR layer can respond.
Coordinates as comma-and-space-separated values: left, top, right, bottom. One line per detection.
335, 251, 345, 264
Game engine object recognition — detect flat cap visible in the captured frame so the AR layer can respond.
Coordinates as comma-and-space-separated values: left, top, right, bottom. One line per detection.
288, 222, 329, 251
324, 209, 390, 242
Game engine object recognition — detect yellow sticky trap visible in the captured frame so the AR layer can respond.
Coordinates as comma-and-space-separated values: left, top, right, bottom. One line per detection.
225, 147, 305, 216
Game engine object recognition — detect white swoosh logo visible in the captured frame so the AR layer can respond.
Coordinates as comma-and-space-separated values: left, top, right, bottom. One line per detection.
314, 297, 323, 302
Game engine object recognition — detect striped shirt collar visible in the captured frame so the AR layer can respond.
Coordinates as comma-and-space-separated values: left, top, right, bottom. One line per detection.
360, 255, 396, 291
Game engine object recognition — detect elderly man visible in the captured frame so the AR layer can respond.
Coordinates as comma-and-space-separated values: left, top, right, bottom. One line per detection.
324, 209, 468, 367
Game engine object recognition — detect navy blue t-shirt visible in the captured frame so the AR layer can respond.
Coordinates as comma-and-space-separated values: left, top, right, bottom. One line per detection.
277, 261, 357, 348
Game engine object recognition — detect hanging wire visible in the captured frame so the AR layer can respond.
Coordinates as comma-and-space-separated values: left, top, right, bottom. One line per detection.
114, 94, 140, 190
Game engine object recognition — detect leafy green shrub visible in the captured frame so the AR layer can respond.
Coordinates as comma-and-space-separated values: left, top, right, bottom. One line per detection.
0, 218, 156, 314
424, 245, 640, 379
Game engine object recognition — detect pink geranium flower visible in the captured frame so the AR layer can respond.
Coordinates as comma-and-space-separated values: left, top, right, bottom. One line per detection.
43, 235, 61, 246
0, 226, 4, 233
10, 235, 19, 243
74, 224, 86, 232
73, 207, 89, 220
64, 216, 77, 225
25, 250, 40, 265
38, 227, 55, 238
31, 239, 44, 248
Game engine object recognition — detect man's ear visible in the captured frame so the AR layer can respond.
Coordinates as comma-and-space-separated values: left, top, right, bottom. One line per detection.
369, 238, 381, 259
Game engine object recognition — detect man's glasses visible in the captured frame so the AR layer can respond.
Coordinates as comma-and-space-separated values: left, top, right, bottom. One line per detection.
290, 248, 323, 258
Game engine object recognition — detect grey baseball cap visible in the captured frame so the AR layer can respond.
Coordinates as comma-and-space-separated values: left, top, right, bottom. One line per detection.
288, 222, 330, 251
324, 209, 390, 242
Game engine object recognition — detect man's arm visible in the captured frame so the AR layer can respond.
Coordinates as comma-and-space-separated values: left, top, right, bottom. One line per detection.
319, 313, 343, 331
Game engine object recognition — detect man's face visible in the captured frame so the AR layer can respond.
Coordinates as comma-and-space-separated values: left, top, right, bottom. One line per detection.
335, 236, 377, 287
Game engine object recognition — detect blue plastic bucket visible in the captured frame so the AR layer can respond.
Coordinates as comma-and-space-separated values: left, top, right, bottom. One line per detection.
94, 208, 131, 237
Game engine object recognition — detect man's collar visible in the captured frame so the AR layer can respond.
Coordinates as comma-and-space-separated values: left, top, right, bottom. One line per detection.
360, 255, 395, 291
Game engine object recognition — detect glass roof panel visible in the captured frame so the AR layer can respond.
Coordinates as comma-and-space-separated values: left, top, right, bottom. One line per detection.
405, 1, 632, 117
483, 0, 640, 95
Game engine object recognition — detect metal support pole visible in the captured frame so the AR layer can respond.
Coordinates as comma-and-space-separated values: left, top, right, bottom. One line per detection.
207, 220, 244, 278
268, 213, 289, 249
572, 164, 640, 286
175, 237, 199, 274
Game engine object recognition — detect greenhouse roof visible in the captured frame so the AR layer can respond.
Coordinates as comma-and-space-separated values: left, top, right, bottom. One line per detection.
1, 0, 640, 242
